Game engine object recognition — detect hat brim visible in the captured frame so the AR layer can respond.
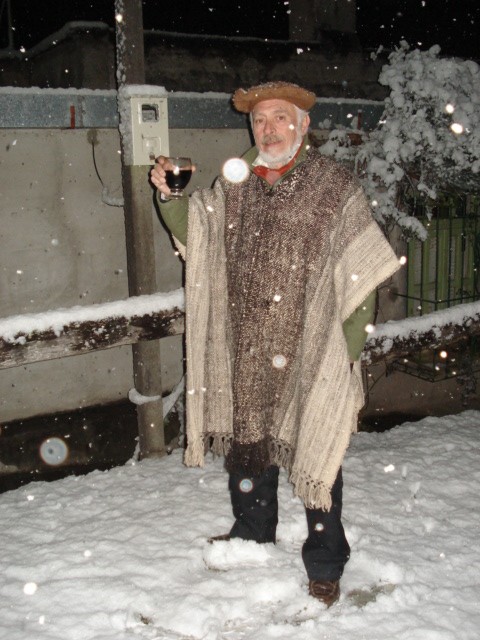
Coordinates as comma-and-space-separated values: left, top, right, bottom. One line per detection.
232, 82, 316, 113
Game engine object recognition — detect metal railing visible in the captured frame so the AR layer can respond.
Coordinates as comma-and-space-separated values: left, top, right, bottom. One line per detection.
405, 194, 480, 317
390, 193, 480, 382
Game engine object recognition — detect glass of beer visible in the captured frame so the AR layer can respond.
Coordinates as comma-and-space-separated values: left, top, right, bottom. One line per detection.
165, 157, 193, 198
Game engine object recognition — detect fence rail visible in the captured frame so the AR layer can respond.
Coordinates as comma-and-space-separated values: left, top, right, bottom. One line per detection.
2, 294, 480, 370
0, 310, 184, 371
365, 303, 480, 364
0, 291, 184, 371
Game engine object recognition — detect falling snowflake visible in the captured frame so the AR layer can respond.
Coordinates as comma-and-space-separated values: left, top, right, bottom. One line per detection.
23, 582, 38, 595
272, 354, 287, 369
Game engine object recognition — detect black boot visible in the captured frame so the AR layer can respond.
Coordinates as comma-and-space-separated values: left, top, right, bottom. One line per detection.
222, 466, 280, 543
302, 468, 350, 582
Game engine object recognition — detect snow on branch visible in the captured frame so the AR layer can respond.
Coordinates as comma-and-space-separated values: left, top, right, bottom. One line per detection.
319, 42, 480, 240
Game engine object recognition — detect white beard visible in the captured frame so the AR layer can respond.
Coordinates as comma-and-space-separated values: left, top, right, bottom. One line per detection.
257, 129, 304, 169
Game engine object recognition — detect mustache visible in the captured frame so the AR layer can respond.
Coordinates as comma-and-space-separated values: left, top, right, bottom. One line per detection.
261, 134, 285, 145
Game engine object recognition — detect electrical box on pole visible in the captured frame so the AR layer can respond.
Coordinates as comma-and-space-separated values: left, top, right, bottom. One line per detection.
118, 86, 170, 166
129, 95, 169, 165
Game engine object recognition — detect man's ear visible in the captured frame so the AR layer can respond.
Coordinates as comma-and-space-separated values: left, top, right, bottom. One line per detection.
302, 114, 311, 135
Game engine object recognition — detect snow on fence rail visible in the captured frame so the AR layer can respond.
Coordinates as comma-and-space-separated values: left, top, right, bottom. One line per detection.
364, 300, 480, 364
1, 291, 480, 371
0, 290, 184, 370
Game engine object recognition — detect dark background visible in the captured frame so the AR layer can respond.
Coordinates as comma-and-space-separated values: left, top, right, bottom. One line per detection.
1, 0, 479, 59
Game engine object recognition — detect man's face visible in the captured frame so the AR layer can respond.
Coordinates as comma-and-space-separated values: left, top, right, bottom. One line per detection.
251, 99, 310, 167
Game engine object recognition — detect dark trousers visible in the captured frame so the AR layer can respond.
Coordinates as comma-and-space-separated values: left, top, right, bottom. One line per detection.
227, 466, 350, 581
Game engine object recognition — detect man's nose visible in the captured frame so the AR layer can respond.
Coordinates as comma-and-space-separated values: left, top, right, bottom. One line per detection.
263, 118, 275, 135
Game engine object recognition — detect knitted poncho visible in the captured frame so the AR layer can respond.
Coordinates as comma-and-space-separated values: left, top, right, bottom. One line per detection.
182, 150, 400, 509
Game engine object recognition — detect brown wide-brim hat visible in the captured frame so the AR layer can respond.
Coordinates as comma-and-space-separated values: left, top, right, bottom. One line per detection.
232, 81, 316, 113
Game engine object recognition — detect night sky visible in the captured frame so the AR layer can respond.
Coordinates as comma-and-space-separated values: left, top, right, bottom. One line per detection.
1, 0, 479, 60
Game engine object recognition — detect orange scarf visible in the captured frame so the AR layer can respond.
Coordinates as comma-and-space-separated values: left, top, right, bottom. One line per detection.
252, 146, 302, 185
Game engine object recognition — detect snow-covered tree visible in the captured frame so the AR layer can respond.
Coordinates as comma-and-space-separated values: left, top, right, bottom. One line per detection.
320, 42, 480, 241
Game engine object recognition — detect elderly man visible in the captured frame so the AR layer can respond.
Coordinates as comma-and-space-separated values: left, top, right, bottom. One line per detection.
150, 81, 400, 606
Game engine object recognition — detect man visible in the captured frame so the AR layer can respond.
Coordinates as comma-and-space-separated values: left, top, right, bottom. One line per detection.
150, 81, 400, 606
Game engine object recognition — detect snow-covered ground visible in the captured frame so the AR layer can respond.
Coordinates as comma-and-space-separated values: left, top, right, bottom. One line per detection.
1, 410, 479, 640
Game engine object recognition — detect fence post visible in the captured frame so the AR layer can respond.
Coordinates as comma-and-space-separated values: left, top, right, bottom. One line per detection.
115, 0, 165, 458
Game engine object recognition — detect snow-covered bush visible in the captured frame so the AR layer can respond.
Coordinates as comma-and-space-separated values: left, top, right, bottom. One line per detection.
320, 42, 480, 241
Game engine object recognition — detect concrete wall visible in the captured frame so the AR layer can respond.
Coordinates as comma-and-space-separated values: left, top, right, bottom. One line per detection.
0, 126, 248, 422
362, 361, 480, 426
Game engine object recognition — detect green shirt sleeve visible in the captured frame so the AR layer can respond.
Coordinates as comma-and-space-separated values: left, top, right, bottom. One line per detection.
157, 193, 189, 246
342, 289, 376, 362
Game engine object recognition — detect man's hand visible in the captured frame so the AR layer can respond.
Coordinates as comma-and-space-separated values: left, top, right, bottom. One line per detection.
150, 156, 196, 199
150, 156, 172, 199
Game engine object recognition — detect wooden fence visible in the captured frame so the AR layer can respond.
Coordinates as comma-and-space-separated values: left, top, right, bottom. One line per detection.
2, 294, 480, 371
2, 293, 480, 427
